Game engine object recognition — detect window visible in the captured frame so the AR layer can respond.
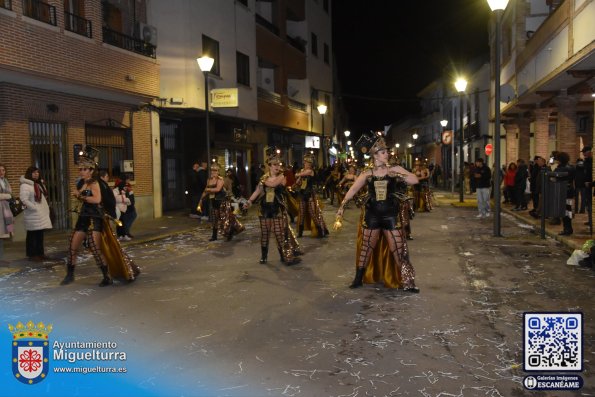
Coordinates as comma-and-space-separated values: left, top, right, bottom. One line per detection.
236, 51, 250, 86
86, 124, 133, 178
324, 94, 330, 108
202, 35, 220, 76
323, 0, 329, 12
311, 32, 318, 56
323, 43, 329, 64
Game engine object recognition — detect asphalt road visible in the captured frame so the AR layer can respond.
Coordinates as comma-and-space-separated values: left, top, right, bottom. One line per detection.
1, 199, 593, 397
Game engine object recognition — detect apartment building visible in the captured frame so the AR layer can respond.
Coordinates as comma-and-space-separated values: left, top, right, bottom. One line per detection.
0, 0, 159, 240
150, 0, 333, 211
493, 0, 595, 165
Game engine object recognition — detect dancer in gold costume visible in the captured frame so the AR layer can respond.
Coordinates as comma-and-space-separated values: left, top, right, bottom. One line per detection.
334, 134, 420, 292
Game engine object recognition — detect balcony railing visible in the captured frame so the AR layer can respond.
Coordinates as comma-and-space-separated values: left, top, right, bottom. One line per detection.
22, 0, 56, 26
256, 13, 279, 35
288, 98, 307, 112
287, 35, 306, 53
257, 87, 282, 105
102, 27, 156, 58
65, 12, 92, 38
1, 0, 12, 10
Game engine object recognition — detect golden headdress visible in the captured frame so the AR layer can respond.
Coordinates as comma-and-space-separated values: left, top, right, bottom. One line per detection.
265, 146, 281, 165
78, 145, 99, 168
303, 152, 316, 164
209, 157, 221, 172
355, 132, 387, 154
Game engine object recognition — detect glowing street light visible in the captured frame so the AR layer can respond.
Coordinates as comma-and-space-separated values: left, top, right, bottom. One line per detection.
455, 77, 467, 203
317, 104, 328, 167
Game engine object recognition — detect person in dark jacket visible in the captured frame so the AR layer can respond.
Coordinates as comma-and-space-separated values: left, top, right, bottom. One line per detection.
553, 152, 575, 235
512, 159, 529, 211
581, 146, 592, 225
98, 170, 116, 219
473, 158, 491, 218
529, 156, 547, 218
116, 174, 137, 240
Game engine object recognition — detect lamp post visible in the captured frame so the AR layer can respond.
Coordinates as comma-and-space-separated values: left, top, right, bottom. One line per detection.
440, 119, 449, 190
197, 56, 215, 175
455, 77, 468, 203
317, 104, 328, 168
487, 0, 509, 237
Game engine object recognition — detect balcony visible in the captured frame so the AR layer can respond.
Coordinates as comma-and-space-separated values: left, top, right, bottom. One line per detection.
65, 12, 92, 38
256, 13, 279, 35
1, 0, 12, 10
22, 0, 56, 26
288, 98, 307, 112
257, 87, 282, 105
102, 27, 156, 59
286, 35, 305, 53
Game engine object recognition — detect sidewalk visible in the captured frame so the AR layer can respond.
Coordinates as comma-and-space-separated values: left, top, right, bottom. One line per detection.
0, 210, 211, 276
434, 189, 592, 253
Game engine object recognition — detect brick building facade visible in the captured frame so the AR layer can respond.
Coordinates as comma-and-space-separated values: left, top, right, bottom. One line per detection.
0, 0, 159, 240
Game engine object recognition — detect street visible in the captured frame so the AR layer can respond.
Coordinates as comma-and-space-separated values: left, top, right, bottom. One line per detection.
1, 197, 594, 397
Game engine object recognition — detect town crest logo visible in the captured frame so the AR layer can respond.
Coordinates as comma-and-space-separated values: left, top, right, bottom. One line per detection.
8, 321, 52, 385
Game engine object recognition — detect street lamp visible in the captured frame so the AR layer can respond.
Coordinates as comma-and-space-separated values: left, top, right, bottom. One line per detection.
317, 104, 328, 168
412, 133, 419, 140
455, 77, 467, 203
344, 130, 350, 152
197, 55, 215, 176
440, 119, 450, 191
487, 0, 509, 237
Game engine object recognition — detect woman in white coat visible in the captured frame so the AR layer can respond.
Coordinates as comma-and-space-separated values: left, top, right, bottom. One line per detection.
0, 164, 15, 263
20, 166, 52, 261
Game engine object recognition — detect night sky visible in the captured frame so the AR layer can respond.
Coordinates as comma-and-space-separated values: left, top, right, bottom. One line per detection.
332, 0, 492, 134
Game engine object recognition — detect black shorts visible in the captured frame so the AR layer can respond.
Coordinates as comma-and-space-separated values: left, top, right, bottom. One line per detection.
209, 198, 222, 210
363, 201, 399, 230
260, 203, 280, 219
74, 216, 104, 233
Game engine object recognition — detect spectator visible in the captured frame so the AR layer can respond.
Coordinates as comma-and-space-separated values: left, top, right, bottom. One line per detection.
473, 158, 491, 218
512, 159, 529, 211
503, 162, 517, 205
529, 156, 547, 218
0, 164, 14, 264
582, 146, 593, 227
552, 151, 575, 235
20, 166, 52, 261
116, 174, 137, 240
574, 157, 586, 213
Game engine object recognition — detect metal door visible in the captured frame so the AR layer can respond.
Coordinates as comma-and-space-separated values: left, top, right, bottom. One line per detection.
160, 120, 185, 210
29, 121, 69, 230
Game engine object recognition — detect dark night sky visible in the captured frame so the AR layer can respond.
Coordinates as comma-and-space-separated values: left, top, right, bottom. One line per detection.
332, 0, 492, 134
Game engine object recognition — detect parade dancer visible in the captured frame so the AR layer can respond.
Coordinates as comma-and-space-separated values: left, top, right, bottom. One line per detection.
294, 153, 329, 238
199, 164, 227, 241
218, 193, 245, 241
334, 134, 420, 292
61, 146, 139, 286
244, 148, 301, 265
337, 164, 357, 208
413, 160, 432, 212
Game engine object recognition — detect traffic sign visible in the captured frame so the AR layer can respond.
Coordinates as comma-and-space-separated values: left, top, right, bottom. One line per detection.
442, 130, 453, 145
485, 144, 493, 156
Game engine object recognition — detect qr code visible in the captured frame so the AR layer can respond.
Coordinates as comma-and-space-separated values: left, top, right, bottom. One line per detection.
524, 312, 582, 371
